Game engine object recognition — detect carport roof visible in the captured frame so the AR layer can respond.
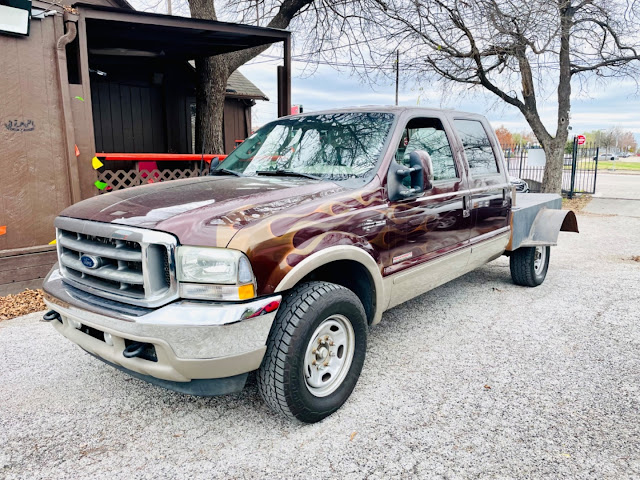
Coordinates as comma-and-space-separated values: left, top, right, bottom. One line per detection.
74, 3, 290, 60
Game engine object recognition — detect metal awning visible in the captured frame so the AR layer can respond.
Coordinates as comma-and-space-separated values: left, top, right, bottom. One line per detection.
72, 3, 291, 115
74, 3, 290, 59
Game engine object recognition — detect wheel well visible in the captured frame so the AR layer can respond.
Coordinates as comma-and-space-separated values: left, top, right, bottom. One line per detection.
299, 260, 376, 325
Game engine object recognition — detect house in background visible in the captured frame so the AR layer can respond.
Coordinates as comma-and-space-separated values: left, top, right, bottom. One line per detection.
0, 0, 291, 294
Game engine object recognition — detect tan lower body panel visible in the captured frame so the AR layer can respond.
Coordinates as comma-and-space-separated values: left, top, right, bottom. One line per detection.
384, 231, 509, 310
385, 247, 471, 309
466, 231, 510, 272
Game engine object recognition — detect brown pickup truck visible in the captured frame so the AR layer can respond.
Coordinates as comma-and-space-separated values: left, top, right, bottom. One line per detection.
42, 107, 578, 423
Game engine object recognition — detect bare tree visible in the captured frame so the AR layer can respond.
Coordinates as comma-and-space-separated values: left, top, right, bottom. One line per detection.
347, 0, 640, 192
187, 0, 318, 154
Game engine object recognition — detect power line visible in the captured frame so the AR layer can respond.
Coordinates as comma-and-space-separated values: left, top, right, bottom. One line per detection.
247, 52, 565, 72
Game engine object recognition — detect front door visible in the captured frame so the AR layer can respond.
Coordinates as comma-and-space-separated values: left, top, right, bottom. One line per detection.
384, 116, 472, 308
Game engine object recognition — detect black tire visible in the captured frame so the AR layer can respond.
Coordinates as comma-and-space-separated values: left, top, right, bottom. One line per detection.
510, 246, 550, 287
257, 281, 367, 423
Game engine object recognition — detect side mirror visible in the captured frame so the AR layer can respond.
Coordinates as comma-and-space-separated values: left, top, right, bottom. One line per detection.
207, 157, 220, 175
387, 150, 434, 202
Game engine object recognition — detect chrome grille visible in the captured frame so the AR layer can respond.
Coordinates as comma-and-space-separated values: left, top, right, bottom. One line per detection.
54, 217, 178, 308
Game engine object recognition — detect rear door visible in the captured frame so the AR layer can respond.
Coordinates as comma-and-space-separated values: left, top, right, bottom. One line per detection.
452, 117, 511, 268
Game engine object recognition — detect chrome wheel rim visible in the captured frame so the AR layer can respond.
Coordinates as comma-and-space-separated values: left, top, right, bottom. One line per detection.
534, 246, 546, 275
303, 314, 355, 397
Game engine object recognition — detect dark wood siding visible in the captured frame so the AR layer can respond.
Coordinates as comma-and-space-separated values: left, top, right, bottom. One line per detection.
92, 78, 166, 155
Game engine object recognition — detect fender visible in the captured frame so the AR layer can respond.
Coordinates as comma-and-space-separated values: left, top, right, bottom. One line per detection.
274, 245, 387, 325
508, 208, 579, 250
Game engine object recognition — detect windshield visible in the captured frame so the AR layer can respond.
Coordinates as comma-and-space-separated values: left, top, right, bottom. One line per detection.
217, 112, 395, 185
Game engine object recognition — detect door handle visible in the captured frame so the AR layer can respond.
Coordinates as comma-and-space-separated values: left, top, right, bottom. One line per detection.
462, 194, 471, 218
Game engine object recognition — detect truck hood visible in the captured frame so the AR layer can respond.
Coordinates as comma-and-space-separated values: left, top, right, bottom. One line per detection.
59, 176, 345, 247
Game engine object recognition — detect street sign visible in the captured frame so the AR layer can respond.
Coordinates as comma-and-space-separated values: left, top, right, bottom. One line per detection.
577, 135, 586, 145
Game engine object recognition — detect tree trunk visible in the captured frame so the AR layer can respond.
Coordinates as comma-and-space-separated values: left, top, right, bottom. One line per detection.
188, 0, 312, 154
194, 57, 228, 154
540, 140, 565, 193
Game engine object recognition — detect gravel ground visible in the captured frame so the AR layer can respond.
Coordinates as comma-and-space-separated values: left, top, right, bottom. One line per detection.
1, 212, 639, 479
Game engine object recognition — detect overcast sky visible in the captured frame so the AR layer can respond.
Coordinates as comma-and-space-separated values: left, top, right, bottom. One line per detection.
240, 53, 640, 140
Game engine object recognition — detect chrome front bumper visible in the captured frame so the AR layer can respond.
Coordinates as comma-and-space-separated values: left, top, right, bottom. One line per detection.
42, 266, 281, 385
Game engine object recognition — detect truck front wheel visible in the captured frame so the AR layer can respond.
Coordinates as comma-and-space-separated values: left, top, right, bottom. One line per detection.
510, 245, 550, 287
257, 281, 367, 423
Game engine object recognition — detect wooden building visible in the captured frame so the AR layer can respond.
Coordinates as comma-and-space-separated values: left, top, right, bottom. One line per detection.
0, 0, 291, 295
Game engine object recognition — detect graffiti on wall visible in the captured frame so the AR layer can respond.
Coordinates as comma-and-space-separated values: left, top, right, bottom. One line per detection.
4, 120, 35, 132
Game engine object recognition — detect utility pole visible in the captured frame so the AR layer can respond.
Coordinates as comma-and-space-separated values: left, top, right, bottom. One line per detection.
395, 50, 399, 106
167, 0, 172, 15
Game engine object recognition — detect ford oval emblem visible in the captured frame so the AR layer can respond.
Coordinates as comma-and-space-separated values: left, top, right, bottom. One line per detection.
80, 254, 98, 269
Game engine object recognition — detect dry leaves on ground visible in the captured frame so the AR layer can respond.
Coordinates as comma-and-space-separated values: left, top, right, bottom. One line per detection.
0, 289, 46, 321
562, 195, 592, 212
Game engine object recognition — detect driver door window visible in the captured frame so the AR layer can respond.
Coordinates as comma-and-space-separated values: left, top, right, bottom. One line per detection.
395, 118, 458, 185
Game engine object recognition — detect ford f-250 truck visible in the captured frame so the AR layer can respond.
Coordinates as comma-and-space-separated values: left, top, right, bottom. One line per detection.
42, 107, 578, 423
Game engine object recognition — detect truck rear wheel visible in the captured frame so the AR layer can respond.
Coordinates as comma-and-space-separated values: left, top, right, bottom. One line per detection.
257, 281, 367, 423
510, 245, 550, 287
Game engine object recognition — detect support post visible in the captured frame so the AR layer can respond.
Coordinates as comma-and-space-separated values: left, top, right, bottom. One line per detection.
518, 148, 524, 179
593, 146, 599, 195
54, 15, 81, 205
280, 35, 292, 117
569, 136, 578, 199
277, 66, 284, 117
76, 12, 98, 199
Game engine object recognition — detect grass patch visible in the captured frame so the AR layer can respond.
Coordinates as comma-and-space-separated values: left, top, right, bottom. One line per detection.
562, 195, 592, 212
596, 161, 640, 171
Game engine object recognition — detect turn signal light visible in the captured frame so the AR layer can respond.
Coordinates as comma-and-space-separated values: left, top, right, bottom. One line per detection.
238, 284, 255, 300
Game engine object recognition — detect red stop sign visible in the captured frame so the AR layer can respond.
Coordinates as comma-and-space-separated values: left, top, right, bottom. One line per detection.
577, 135, 586, 145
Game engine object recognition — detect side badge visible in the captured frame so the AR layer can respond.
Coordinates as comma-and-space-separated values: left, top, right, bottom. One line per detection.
392, 252, 413, 264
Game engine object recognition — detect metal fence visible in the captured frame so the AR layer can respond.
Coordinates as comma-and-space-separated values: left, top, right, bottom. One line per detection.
503, 142, 599, 196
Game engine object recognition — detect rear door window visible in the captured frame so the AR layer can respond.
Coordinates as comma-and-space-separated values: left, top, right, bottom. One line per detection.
453, 119, 500, 176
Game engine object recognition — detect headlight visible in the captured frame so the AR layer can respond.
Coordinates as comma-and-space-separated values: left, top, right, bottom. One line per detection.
176, 246, 256, 301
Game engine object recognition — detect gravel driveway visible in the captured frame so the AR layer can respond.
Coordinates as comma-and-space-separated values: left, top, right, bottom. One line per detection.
1, 212, 639, 479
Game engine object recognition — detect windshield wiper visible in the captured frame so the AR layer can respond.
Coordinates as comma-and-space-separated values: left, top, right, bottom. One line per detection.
210, 168, 243, 177
255, 169, 321, 180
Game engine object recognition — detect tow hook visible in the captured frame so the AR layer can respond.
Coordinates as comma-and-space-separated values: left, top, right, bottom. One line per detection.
122, 342, 157, 362
42, 310, 61, 322
123, 342, 147, 358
